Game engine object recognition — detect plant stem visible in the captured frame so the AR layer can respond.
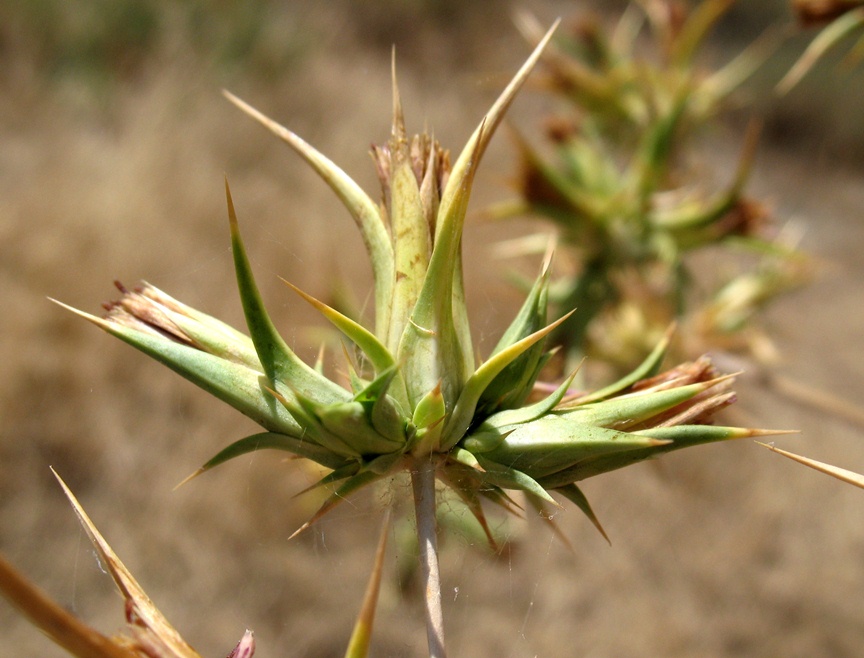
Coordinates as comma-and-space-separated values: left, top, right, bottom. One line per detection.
0, 554, 136, 658
411, 456, 447, 658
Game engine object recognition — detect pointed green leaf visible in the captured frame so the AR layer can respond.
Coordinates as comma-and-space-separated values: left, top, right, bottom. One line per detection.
449, 447, 481, 470
281, 278, 397, 377
411, 382, 446, 429
289, 471, 385, 540
635, 425, 792, 445
364, 450, 406, 475
777, 8, 864, 95
670, 0, 734, 67
409, 382, 447, 454
291, 463, 362, 498
460, 426, 509, 454
268, 385, 364, 458
701, 28, 780, 107
388, 156, 432, 353
552, 483, 610, 544
569, 326, 673, 404
441, 312, 572, 451
397, 123, 484, 411
224, 91, 395, 336
484, 417, 668, 479
190, 432, 351, 479
560, 376, 732, 429
58, 303, 304, 438
538, 426, 788, 488
226, 179, 350, 405
477, 255, 552, 413
480, 369, 580, 432
384, 63, 435, 351
352, 366, 408, 445
474, 454, 558, 505
439, 20, 560, 238
370, 393, 408, 446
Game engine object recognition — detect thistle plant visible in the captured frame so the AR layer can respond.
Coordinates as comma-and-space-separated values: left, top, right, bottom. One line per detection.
51, 22, 790, 657
498, 4, 811, 372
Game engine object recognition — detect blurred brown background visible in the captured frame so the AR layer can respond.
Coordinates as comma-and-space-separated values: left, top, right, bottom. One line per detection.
2, 1, 864, 656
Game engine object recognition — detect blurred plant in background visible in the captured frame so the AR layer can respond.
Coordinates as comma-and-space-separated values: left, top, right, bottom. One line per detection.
780, 0, 864, 92
494, 2, 813, 376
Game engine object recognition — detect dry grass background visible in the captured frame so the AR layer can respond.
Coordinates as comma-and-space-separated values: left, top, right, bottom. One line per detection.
2, 1, 864, 656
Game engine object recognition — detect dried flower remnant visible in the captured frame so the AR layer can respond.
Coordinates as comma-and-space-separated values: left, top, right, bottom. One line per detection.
226, 631, 255, 658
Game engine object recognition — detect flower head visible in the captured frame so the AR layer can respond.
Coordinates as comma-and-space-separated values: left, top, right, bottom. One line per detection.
60, 22, 787, 541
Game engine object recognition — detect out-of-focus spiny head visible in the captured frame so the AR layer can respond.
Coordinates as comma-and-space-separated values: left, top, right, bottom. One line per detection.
60, 20, 791, 545
791, 0, 864, 26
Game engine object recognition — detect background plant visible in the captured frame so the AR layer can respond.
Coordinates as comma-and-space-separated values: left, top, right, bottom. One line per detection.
496, 3, 813, 375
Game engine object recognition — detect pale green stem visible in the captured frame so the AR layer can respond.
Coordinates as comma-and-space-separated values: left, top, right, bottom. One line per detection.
411, 457, 447, 658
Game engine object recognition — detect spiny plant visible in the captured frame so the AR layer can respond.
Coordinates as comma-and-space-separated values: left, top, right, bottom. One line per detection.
26, 21, 791, 657
495, 3, 811, 373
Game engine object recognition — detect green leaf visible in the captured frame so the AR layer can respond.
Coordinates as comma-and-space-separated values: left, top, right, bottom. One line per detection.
439, 20, 560, 239
559, 376, 731, 429
477, 254, 552, 414
538, 425, 784, 488
483, 417, 667, 479
552, 483, 609, 544
291, 463, 363, 498
352, 366, 405, 442
570, 326, 672, 404
440, 312, 572, 451
670, 0, 734, 67
281, 279, 397, 378
474, 454, 558, 505
449, 446, 481, 470
411, 382, 446, 429
289, 471, 386, 540
479, 368, 579, 433
777, 8, 864, 95
268, 385, 364, 458
226, 179, 350, 405
397, 125, 482, 412
187, 431, 352, 484
315, 398, 404, 455
223, 91, 395, 337
59, 303, 304, 438
384, 68, 433, 360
